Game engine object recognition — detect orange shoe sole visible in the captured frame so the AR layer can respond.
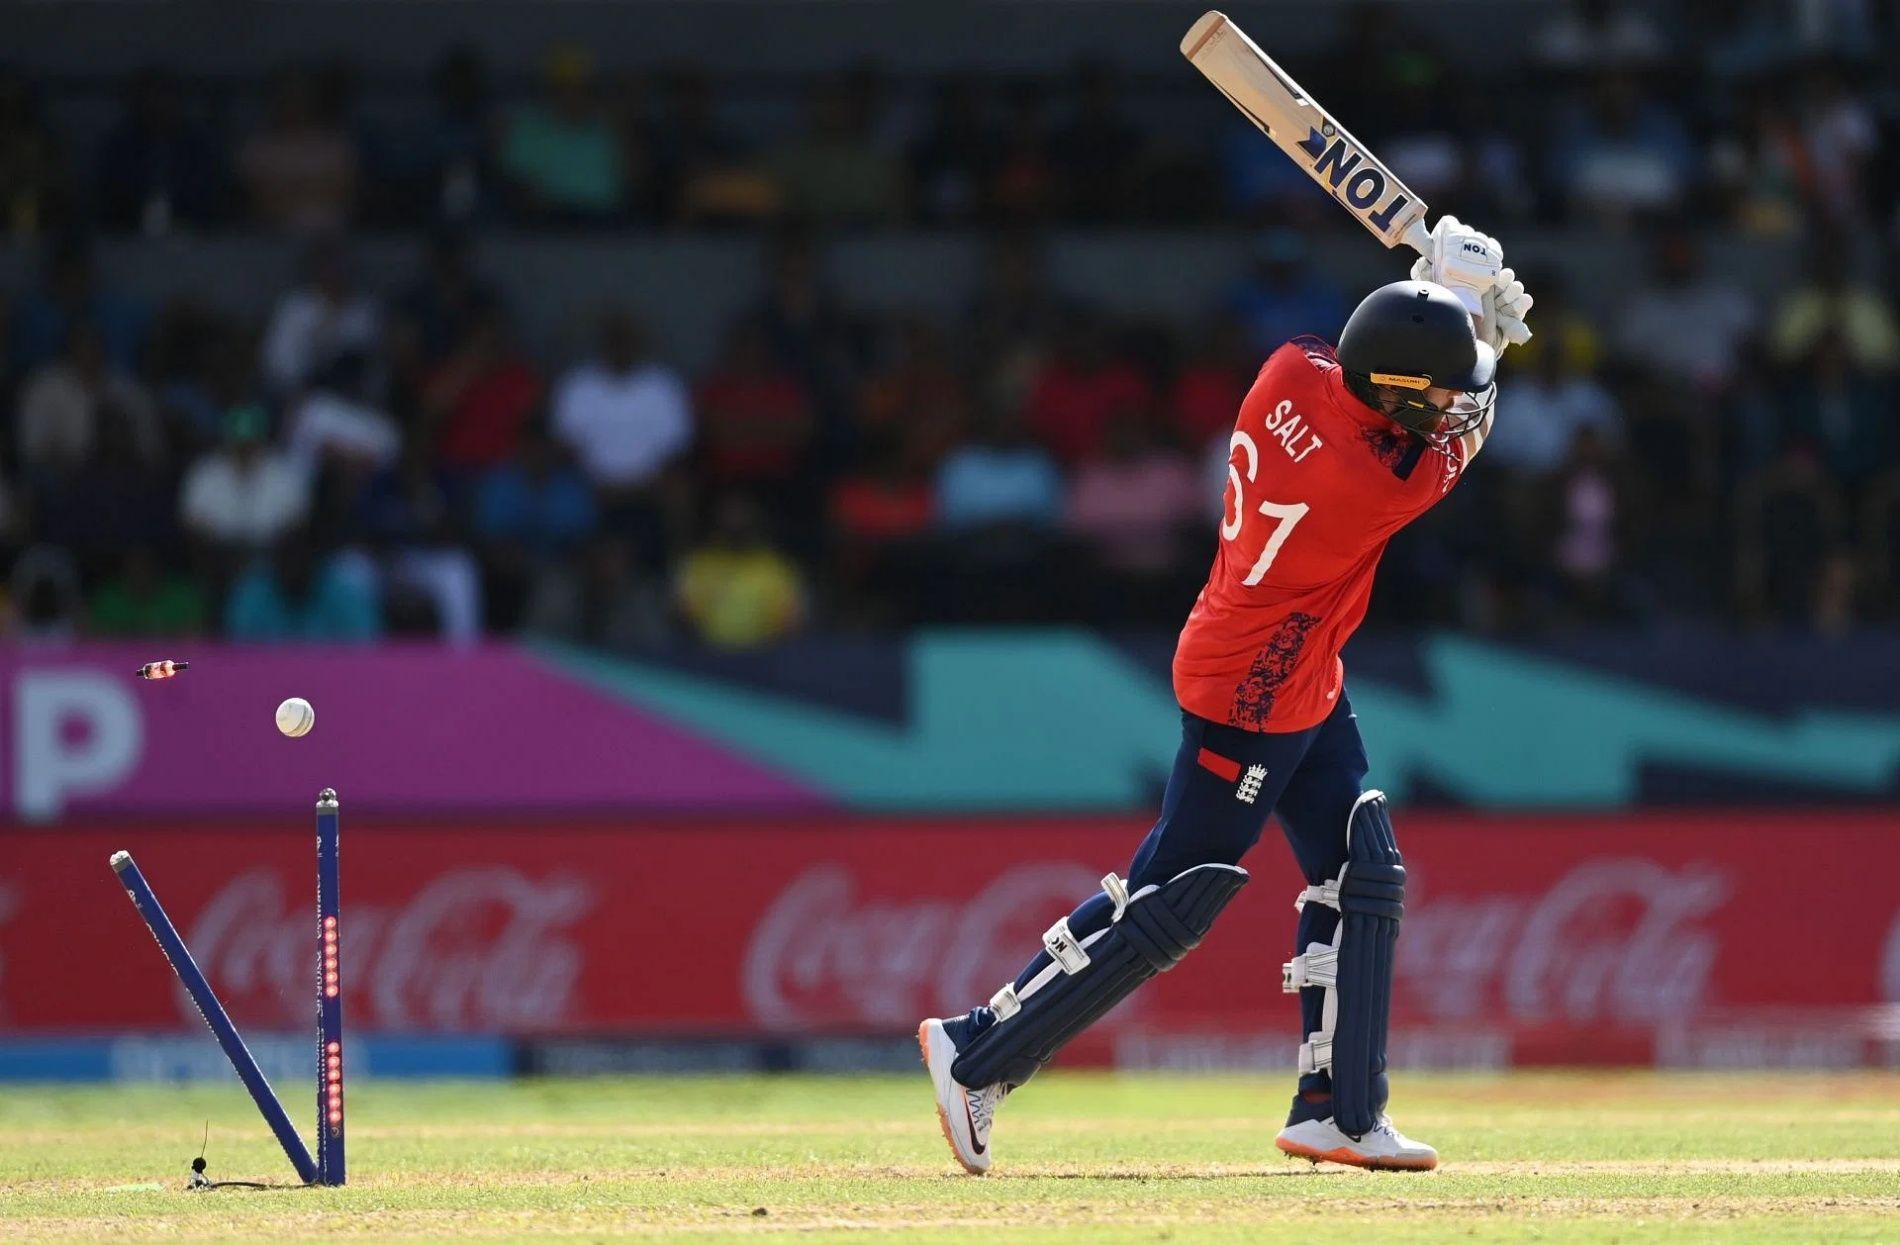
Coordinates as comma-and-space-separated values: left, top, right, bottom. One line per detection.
1275, 1135, 1438, 1172
918, 1022, 986, 1176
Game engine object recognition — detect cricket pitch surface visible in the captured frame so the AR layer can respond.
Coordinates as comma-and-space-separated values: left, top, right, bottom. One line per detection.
6, 1070, 1898, 1243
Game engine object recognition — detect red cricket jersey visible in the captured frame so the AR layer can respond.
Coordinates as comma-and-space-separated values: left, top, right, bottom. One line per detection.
1173, 337, 1487, 733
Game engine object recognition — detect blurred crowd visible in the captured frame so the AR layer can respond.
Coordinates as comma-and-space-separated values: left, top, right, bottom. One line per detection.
0, 0, 1896, 647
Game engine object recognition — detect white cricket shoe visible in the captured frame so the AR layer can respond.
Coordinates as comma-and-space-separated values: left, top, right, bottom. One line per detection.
918, 1018, 1008, 1174
1275, 1114, 1438, 1171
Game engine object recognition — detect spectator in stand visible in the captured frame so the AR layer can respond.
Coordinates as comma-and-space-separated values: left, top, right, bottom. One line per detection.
911, 74, 995, 225
285, 351, 403, 479
828, 429, 936, 624
1786, 61, 1880, 229
476, 430, 598, 558
831, 432, 935, 547
7, 546, 83, 640
359, 442, 483, 641
1735, 444, 1849, 628
15, 321, 163, 476
9, 235, 150, 375
1218, 110, 1332, 225
423, 302, 543, 476
1378, 79, 1531, 226
610, 70, 662, 224
34, 395, 175, 578
1376, 81, 1465, 217
1716, 79, 1813, 237
696, 318, 814, 491
553, 308, 693, 560
98, 68, 224, 233
225, 533, 381, 641
1776, 329, 1889, 489
1316, 2, 1442, 136
474, 421, 597, 630
501, 47, 625, 223
0, 68, 70, 239
403, 46, 496, 225
1614, 227, 1756, 395
1498, 269, 1602, 387
149, 305, 255, 451
754, 235, 864, 442
1052, 61, 1142, 224
931, 402, 1069, 622
651, 67, 773, 225
675, 493, 806, 648
1227, 230, 1348, 358
1551, 72, 1698, 223
1168, 315, 1256, 446
1066, 409, 1204, 619
988, 83, 1056, 223
259, 238, 381, 396
966, 234, 1058, 410
524, 532, 667, 647
1024, 311, 1153, 465
89, 545, 207, 637
857, 316, 969, 468
179, 404, 309, 555
388, 228, 500, 422
764, 77, 902, 225
1862, 476, 1900, 623
1768, 234, 1899, 373
935, 404, 1063, 532
239, 65, 359, 235
1486, 332, 1623, 479
1548, 427, 1634, 622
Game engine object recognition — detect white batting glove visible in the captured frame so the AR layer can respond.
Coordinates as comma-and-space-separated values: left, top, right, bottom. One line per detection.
1408, 215, 1503, 316
1478, 266, 1534, 353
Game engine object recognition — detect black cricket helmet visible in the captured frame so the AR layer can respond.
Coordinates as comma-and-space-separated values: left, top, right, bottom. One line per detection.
1337, 280, 1495, 440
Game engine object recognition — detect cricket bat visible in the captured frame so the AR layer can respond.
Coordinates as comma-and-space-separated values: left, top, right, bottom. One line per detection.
1182, 10, 1432, 255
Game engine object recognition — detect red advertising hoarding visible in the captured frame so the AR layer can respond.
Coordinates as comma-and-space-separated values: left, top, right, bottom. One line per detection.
5, 811, 1896, 1068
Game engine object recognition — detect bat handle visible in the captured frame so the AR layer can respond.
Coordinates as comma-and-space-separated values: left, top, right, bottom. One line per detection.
1402, 218, 1432, 258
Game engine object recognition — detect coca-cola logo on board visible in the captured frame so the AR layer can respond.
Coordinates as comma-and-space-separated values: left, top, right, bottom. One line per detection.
1399, 858, 1729, 1024
743, 863, 1102, 1029
186, 867, 594, 1029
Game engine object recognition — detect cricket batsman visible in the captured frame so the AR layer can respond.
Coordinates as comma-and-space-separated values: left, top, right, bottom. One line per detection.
921, 218, 1533, 1174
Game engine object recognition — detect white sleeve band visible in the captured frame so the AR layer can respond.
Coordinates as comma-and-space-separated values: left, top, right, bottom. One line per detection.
1456, 401, 1496, 463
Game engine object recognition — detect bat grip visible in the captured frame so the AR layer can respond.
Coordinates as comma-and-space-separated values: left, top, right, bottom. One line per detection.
1402, 218, 1432, 257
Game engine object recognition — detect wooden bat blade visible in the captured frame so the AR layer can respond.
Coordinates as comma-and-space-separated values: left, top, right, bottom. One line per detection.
1182, 10, 1431, 253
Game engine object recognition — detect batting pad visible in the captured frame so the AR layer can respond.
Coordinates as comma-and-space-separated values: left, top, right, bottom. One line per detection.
951, 862, 1249, 1090
1285, 790, 1405, 1136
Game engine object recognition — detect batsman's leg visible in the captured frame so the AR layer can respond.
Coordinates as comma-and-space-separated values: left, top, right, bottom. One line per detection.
1269, 694, 1435, 1171
919, 710, 1318, 1173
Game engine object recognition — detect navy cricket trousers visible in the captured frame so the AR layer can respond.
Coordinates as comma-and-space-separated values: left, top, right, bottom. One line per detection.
987, 692, 1373, 1090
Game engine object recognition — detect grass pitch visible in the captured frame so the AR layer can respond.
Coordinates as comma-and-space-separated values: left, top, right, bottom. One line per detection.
4, 1070, 1898, 1243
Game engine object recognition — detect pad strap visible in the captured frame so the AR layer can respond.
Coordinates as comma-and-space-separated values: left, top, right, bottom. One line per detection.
1282, 943, 1337, 992
1042, 918, 1090, 974
951, 863, 1248, 1090
1295, 877, 1341, 912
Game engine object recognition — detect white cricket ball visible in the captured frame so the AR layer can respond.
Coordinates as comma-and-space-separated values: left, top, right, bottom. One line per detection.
275, 697, 316, 738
